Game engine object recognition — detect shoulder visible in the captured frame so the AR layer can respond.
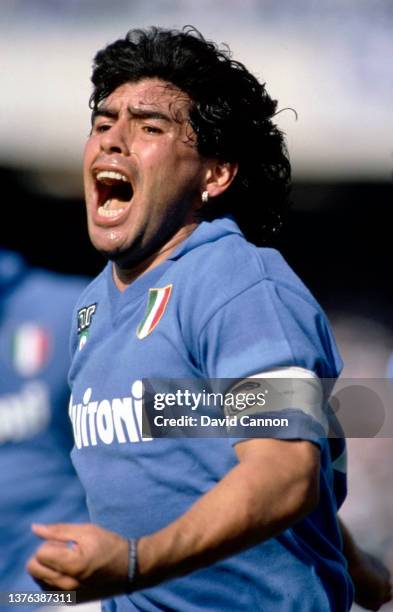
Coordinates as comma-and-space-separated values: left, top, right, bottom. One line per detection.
27, 269, 89, 306
3, 261, 90, 323
71, 264, 107, 311
173, 227, 321, 328
169, 225, 341, 378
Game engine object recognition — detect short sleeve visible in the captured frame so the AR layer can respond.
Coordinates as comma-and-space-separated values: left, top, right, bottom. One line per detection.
197, 280, 342, 445
198, 280, 341, 379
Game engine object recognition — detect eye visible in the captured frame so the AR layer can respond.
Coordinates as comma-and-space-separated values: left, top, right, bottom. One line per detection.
92, 122, 112, 134
142, 125, 163, 135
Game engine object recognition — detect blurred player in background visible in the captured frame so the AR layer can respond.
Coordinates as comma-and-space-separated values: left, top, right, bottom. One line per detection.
27, 27, 391, 611
0, 248, 90, 609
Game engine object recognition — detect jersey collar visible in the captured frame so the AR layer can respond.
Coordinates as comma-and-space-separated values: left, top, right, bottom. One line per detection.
167, 215, 243, 262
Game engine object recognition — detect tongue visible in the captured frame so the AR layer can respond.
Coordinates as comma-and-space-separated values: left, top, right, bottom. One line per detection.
104, 197, 128, 211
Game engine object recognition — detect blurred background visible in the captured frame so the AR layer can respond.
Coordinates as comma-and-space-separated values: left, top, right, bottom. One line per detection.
1, 1, 392, 609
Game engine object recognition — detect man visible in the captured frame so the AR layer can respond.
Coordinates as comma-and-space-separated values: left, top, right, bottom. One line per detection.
28, 27, 391, 610
0, 248, 89, 609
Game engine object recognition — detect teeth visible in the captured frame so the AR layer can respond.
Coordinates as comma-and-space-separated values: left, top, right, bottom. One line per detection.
98, 205, 125, 218
96, 170, 129, 183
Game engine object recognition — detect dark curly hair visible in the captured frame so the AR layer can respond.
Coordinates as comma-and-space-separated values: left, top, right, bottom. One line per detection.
90, 26, 291, 245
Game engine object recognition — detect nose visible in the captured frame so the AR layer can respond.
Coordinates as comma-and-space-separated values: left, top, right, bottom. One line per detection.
100, 120, 130, 156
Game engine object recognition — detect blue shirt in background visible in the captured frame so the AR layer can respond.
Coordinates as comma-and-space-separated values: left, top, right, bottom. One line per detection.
0, 250, 89, 607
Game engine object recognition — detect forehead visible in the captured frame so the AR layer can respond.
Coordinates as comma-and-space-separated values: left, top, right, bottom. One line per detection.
100, 78, 191, 118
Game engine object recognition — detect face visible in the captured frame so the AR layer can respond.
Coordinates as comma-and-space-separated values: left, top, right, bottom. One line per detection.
83, 78, 209, 268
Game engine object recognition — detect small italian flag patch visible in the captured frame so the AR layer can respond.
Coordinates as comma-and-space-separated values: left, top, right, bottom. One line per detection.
12, 323, 50, 377
78, 330, 89, 351
137, 284, 172, 339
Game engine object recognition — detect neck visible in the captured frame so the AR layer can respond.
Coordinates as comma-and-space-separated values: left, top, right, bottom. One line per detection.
112, 222, 198, 291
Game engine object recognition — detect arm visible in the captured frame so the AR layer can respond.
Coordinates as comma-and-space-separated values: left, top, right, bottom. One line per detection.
27, 438, 319, 600
339, 518, 392, 611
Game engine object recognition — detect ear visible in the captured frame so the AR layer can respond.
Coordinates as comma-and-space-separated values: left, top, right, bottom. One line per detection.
203, 161, 238, 199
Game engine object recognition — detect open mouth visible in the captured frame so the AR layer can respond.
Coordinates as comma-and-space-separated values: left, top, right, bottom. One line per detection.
95, 170, 134, 218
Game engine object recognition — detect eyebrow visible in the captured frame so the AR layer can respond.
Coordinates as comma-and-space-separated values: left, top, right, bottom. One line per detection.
91, 105, 173, 125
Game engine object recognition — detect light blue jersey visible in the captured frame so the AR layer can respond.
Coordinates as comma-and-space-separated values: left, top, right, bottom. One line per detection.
69, 217, 353, 611
0, 250, 89, 608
